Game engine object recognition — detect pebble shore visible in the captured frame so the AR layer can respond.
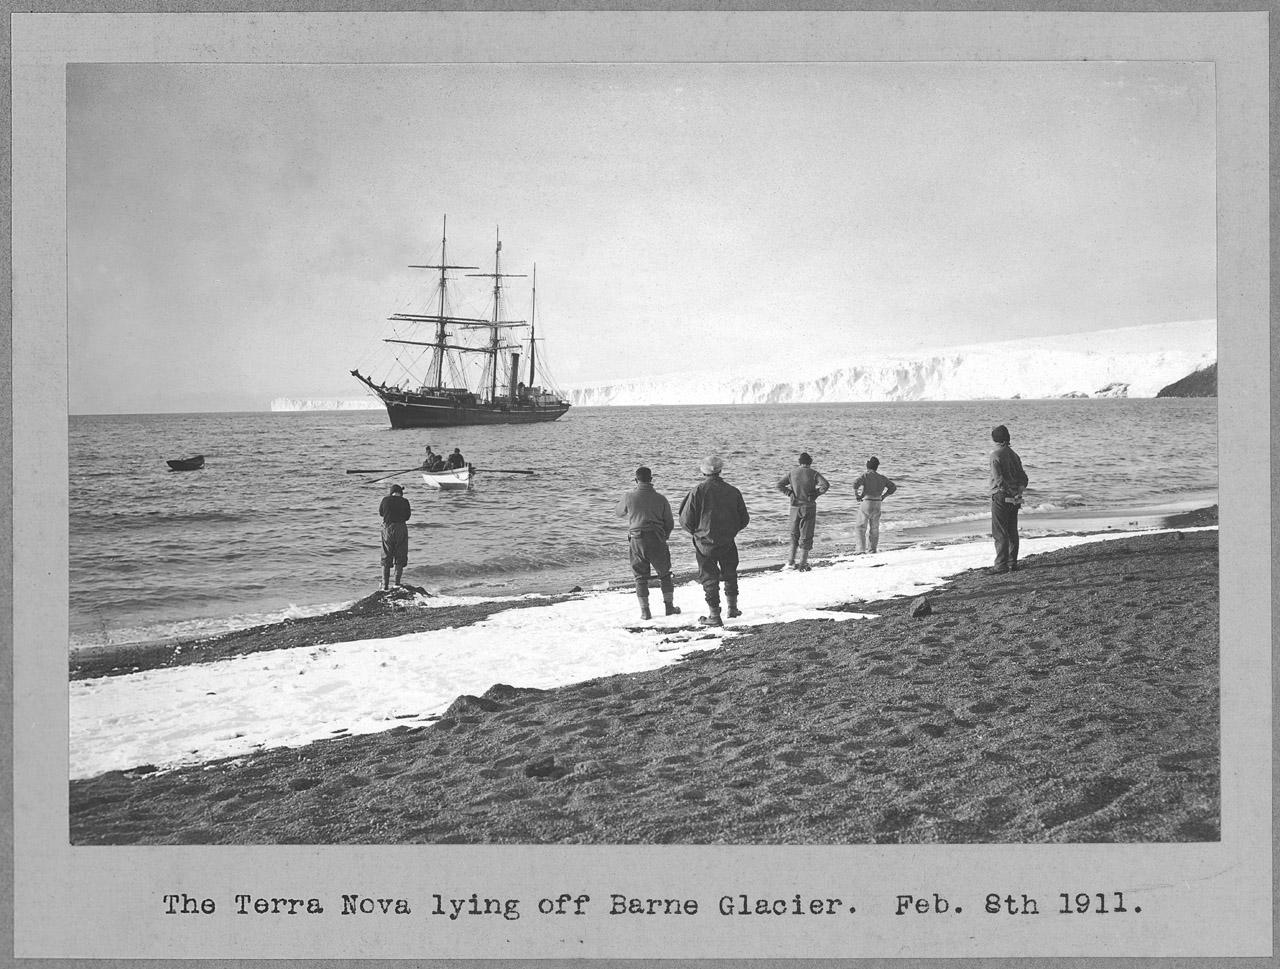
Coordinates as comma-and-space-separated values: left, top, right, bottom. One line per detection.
70, 519, 1219, 845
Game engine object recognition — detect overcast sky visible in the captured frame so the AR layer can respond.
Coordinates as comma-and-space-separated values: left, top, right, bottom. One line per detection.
68, 60, 1214, 414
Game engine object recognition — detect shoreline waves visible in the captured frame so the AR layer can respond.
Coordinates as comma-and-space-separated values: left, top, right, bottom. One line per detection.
70, 495, 1219, 657
69, 400, 1218, 651
70, 511, 1218, 845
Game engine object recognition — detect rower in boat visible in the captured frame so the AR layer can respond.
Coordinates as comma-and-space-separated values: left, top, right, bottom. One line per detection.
445, 448, 466, 470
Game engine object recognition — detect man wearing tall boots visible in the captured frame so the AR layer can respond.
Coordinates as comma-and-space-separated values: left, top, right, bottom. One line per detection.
678, 455, 750, 627
378, 483, 412, 590
988, 424, 1029, 574
616, 466, 681, 621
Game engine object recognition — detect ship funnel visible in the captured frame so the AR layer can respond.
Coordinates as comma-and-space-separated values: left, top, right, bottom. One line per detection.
510, 352, 520, 400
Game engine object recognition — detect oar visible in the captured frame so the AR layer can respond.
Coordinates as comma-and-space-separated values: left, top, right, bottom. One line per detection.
474, 467, 537, 475
371, 467, 430, 484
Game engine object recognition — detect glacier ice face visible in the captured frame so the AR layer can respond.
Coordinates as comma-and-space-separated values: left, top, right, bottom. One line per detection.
565, 319, 1216, 406
272, 320, 1215, 411
270, 397, 383, 412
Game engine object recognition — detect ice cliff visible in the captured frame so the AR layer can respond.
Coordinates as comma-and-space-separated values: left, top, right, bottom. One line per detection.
270, 397, 383, 412
566, 320, 1216, 406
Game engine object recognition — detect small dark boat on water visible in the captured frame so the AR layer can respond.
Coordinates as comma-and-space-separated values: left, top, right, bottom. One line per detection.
166, 455, 205, 472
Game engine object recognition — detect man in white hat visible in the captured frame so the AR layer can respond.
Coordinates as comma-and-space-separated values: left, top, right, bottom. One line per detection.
678, 455, 750, 627
378, 483, 412, 590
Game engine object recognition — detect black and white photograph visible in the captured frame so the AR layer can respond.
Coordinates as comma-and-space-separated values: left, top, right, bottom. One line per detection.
9, 8, 1271, 961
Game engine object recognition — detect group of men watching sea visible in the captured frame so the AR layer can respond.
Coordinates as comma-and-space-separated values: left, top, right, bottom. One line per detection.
615, 450, 898, 626
378, 425, 1029, 615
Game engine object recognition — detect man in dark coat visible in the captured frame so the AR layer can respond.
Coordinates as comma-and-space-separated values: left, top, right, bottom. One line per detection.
988, 424, 1029, 574
446, 448, 466, 470
775, 451, 830, 571
616, 466, 681, 621
678, 455, 750, 627
378, 483, 412, 590
422, 446, 444, 471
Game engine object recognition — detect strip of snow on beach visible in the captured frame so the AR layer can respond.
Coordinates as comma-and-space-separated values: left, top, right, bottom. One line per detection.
69, 528, 1211, 779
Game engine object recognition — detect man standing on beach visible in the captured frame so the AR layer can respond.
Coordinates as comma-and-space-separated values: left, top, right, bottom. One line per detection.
378, 483, 412, 590
616, 466, 681, 621
853, 456, 897, 554
775, 451, 830, 571
678, 456, 750, 627
988, 424, 1029, 574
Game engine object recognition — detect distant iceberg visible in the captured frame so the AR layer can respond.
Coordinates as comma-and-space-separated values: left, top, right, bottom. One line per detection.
565, 319, 1216, 406
270, 397, 382, 412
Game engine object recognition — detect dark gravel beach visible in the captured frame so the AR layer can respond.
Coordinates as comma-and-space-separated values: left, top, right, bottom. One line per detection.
70, 522, 1219, 845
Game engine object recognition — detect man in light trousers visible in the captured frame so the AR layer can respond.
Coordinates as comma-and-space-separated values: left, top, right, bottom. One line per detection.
853, 456, 897, 554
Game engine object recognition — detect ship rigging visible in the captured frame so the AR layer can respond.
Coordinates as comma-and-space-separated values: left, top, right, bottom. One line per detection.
351, 218, 571, 429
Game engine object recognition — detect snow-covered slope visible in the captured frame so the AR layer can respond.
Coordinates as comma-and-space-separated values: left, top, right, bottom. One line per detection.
567, 320, 1216, 406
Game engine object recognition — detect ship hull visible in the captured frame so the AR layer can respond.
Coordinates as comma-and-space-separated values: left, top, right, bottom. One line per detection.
380, 393, 570, 429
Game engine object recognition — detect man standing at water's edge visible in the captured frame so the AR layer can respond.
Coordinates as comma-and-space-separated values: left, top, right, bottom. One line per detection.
616, 466, 681, 621
678, 455, 750, 627
379, 483, 412, 590
853, 456, 897, 554
776, 451, 829, 571
988, 424, 1028, 574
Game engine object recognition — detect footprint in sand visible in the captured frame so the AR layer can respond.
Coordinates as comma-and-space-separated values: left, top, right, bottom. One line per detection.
980, 749, 1017, 764
973, 794, 1018, 825
1040, 776, 1135, 828
1156, 748, 1215, 772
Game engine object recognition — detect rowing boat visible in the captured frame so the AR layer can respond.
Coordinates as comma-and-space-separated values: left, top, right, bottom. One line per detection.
166, 455, 205, 472
422, 464, 474, 491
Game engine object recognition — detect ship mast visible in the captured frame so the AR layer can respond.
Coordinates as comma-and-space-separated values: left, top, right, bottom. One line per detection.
406, 215, 478, 390
466, 228, 526, 402
528, 264, 537, 388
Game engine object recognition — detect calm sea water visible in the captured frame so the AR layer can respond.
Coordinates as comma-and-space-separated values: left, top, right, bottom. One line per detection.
69, 400, 1216, 648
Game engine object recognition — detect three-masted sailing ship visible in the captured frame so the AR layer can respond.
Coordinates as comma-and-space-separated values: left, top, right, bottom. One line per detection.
351, 219, 571, 429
